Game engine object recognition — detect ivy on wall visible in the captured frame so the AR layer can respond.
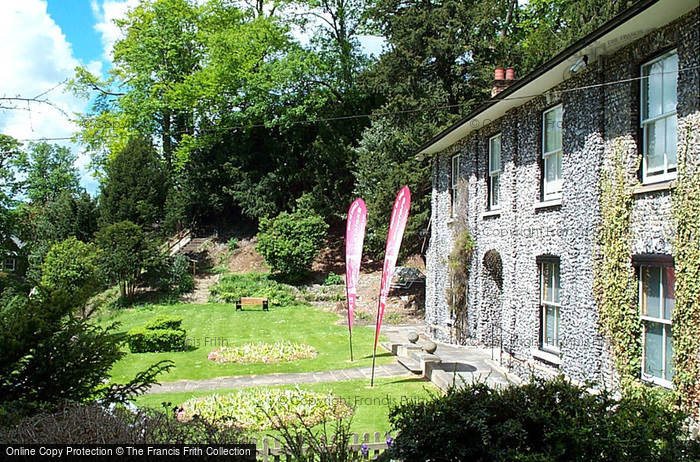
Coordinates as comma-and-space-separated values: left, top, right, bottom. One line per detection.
594, 139, 641, 383
447, 229, 475, 344
671, 117, 700, 415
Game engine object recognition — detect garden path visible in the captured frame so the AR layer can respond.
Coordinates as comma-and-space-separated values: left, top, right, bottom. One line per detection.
146, 363, 410, 393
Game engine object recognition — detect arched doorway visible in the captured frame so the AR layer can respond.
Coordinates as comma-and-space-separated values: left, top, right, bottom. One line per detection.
482, 249, 503, 348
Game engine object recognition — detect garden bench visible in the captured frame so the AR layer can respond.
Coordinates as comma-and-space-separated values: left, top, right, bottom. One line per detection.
390, 267, 426, 289
236, 297, 269, 311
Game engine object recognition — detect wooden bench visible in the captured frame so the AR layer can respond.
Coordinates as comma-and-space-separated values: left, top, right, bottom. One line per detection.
236, 297, 269, 311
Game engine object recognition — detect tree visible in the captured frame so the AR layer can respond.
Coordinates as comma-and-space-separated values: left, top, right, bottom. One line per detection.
0, 135, 24, 251
19, 191, 99, 283
99, 137, 167, 228
95, 221, 154, 300
41, 237, 101, 314
0, 287, 173, 410
256, 204, 329, 281
17, 141, 80, 205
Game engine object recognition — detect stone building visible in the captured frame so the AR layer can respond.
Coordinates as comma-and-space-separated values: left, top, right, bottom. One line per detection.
418, 0, 699, 389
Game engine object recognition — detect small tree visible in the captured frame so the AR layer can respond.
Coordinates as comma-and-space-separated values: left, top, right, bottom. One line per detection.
256, 209, 328, 282
0, 289, 173, 411
96, 221, 152, 300
41, 237, 102, 315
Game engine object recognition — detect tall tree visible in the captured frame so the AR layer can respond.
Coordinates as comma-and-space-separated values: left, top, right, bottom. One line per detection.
355, 0, 514, 257
17, 141, 80, 205
100, 137, 167, 229
0, 135, 23, 251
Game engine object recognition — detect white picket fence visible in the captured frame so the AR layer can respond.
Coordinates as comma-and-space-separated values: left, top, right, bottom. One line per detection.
254, 431, 394, 461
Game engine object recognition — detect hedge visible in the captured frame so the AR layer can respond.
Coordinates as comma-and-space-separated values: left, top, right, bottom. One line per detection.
144, 315, 184, 331
126, 327, 186, 353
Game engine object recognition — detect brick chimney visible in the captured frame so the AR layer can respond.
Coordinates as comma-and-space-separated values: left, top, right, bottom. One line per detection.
492, 67, 517, 97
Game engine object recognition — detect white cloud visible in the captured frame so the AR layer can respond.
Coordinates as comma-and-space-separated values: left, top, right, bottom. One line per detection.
0, 0, 99, 195
91, 0, 140, 63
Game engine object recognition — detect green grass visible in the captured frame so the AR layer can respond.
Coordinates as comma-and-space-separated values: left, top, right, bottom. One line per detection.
100, 302, 394, 383
134, 377, 439, 434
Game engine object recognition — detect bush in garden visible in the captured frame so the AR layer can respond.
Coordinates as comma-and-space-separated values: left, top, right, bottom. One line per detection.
177, 387, 353, 432
208, 341, 317, 364
40, 237, 102, 311
226, 237, 238, 252
256, 209, 328, 282
209, 272, 302, 306
160, 254, 195, 296
323, 272, 344, 286
127, 316, 187, 353
144, 315, 184, 331
384, 376, 699, 462
0, 402, 245, 445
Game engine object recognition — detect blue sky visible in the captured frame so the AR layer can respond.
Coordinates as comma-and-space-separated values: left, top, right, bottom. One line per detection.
0, 0, 133, 195
46, 1, 105, 65
0, 1, 384, 196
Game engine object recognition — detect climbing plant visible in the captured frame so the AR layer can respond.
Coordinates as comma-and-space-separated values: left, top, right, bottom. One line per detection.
671, 117, 700, 415
447, 229, 475, 344
593, 140, 641, 383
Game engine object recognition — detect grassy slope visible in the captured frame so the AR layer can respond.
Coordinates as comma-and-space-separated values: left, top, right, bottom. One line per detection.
135, 376, 439, 435
102, 302, 394, 383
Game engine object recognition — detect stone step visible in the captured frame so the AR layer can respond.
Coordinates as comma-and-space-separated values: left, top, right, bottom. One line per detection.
397, 356, 422, 374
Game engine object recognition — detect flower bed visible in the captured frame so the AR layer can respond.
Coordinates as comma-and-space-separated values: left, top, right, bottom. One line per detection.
207, 341, 317, 363
177, 388, 353, 431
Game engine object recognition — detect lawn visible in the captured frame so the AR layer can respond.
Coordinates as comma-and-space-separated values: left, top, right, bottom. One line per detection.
101, 302, 394, 383
134, 376, 439, 435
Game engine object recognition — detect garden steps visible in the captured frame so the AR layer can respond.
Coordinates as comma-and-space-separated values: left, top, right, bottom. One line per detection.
380, 325, 522, 391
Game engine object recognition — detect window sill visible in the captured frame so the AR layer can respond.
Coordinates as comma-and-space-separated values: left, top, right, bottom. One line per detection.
532, 348, 561, 366
633, 180, 676, 195
641, 374, 673, 389
481, 209, 501, 219
534, 198, 562, 211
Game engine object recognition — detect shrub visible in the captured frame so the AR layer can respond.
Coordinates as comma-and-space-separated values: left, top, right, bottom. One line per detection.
41, 237, 102, 311
208, 342, 317, 363
126, 327, 186, 353
226, 237, 239, 252
256, 210, 328, 282
177, 387, 353, 431
209, 272, 302, 306
0, 402, 244, 444
385, 376, 699, 461
162, 254, 195, 296
323, 272, 344, 286
144, 315, 183, 331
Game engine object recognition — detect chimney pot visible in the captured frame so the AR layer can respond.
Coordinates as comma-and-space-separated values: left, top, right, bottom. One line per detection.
494, 67, 505, 81
505, 67, 515, 80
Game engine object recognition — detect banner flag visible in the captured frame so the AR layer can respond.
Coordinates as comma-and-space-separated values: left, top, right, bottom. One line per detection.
345, 198, 367, 361
371, 186, 411, 386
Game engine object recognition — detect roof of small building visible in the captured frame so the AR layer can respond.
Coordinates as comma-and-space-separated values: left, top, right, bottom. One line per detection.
416, 0, 698, 157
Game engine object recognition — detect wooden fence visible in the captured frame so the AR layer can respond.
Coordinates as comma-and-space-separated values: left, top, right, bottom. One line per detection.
254, 431, 394, 461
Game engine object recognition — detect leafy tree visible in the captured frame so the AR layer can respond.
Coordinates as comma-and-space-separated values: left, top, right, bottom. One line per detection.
95, 221, 155, 300
517, 0, 637, 73
256, 204, 329, 281
40, 237, 101, 313
354, 0, 516, 258
19, 191, 99, 283
0, 135, 24, 250
99, 137, 167, 228
0, 289, 173, 411
16, 141, 80, 205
